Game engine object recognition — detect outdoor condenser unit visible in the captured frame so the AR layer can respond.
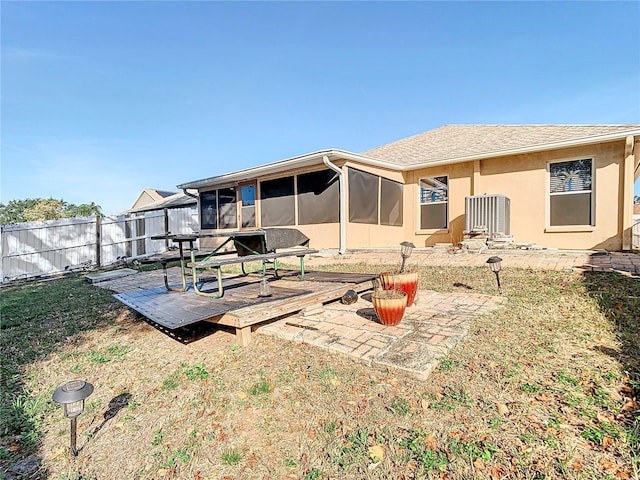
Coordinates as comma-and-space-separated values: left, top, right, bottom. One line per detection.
464, 194, 510, 237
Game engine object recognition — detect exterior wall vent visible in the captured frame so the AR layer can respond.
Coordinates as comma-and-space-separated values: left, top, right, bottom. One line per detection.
464, 194, 510, 237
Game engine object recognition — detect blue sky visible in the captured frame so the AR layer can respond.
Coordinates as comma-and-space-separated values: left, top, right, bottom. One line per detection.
2, 1, 639, 214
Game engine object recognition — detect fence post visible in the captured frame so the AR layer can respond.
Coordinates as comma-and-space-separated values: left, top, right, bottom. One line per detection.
164, 208, 169, 249
95, 216, 102, 267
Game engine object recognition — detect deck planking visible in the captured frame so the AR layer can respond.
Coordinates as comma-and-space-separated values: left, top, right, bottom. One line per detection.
104, 268, 376, 345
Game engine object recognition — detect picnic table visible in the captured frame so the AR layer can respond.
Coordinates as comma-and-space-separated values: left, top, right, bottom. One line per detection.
147, 233, 230, 292
151, 228, 317, 297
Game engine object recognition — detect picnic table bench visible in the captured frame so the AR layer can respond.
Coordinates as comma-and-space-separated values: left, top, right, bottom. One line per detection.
152, 228, 318, 298
188, 247, 318, 298
140, 245, 237, 292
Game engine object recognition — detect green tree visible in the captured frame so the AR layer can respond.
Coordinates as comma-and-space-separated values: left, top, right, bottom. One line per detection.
0, 198, 40, 224
23, 198, 66, 222
635, 195, 640, 205
0, 198, 103, 224
63, 201, 103, 218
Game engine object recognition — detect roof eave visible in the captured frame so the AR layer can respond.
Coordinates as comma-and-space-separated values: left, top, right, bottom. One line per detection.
176, 149, 400, 190
177, 128, 640, 190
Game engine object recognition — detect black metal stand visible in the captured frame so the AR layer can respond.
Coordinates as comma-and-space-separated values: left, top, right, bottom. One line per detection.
494, 271, 502, 294
70, 417, 78, 456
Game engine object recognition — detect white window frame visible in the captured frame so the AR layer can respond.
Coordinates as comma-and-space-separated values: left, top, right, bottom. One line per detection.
418, 175, 449, 231
547, 157, 595, 230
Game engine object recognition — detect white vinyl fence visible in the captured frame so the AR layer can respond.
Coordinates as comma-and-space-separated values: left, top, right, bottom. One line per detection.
1, 207, 198, 283
633, 219, 640, 250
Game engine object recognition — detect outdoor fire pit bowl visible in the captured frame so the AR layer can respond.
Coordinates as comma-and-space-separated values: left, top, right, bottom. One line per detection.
371, 289, 407, 325
379, 271, 418, 306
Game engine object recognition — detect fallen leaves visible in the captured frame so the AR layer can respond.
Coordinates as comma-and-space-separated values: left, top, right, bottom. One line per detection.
496, 402, 509, 415
368, 444, 385, 461
423, 433, 437, 450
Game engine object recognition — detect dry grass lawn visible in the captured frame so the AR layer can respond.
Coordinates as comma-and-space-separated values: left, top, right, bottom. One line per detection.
0, 263, 638, 480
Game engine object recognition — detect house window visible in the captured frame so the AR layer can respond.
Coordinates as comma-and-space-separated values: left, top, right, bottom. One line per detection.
549, 159, 593, 226
419, 176, 448, 230
240, 184, 256, 228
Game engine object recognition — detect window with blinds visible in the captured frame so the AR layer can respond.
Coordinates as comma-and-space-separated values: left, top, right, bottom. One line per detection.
549, 158, 593, 226
419, 176, 448, 230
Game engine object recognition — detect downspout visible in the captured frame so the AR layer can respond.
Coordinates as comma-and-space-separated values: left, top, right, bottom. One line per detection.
323, 155, 346, 254
182, 188, 198, 199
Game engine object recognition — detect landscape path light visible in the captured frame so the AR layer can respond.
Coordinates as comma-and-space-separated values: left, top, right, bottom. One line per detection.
399, 241, 416, 273
52, 379, 94, 456
486, 256, 503, 294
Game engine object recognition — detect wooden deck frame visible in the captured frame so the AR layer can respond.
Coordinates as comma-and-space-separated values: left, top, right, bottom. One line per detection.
210, 278, 373, 346
108, 269, 375, 346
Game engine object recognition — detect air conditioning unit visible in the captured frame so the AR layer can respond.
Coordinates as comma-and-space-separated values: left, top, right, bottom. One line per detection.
465, 194, 510, 237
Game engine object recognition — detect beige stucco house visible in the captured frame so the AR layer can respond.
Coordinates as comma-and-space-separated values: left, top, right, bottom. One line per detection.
177, 125, 640, 252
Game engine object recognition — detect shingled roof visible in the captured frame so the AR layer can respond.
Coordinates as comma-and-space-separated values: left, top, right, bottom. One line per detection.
363, 125, 640, 167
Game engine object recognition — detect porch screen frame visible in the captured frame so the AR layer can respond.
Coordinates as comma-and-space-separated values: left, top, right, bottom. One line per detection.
260, 176, 295, 227
380, 177, 403, 226
200, 191, 218, 230
348, 168, 379, 224
297, 169, 340, 225
217, 187, 238, 229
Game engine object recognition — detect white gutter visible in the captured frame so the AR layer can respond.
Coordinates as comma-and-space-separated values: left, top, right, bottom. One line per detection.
323, 155, 346, 254
176, 149, 400, 190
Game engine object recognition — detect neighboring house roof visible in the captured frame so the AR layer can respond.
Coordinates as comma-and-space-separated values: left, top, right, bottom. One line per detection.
127, 192, 197, 214
177, 124, 640, 190
363, 124, 640, 167
131, 188, 179, 210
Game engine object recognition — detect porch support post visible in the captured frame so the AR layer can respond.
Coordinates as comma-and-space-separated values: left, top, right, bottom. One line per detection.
323, 155, 346, 254
622, 135, 635, 250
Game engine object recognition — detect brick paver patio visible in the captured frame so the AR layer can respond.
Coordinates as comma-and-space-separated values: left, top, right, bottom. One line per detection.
258, 248, 639, 378
258, 289, 505, 379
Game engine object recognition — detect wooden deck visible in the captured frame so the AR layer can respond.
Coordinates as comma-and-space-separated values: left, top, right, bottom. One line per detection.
98, 268, 376, 345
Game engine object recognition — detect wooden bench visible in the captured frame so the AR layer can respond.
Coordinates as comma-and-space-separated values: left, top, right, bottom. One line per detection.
187, 248, 318, 298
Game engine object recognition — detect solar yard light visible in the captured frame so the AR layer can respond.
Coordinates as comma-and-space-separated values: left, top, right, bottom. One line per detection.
486, 256, 503, 294
52, 380, 94, 456
399, 241, 416, 273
